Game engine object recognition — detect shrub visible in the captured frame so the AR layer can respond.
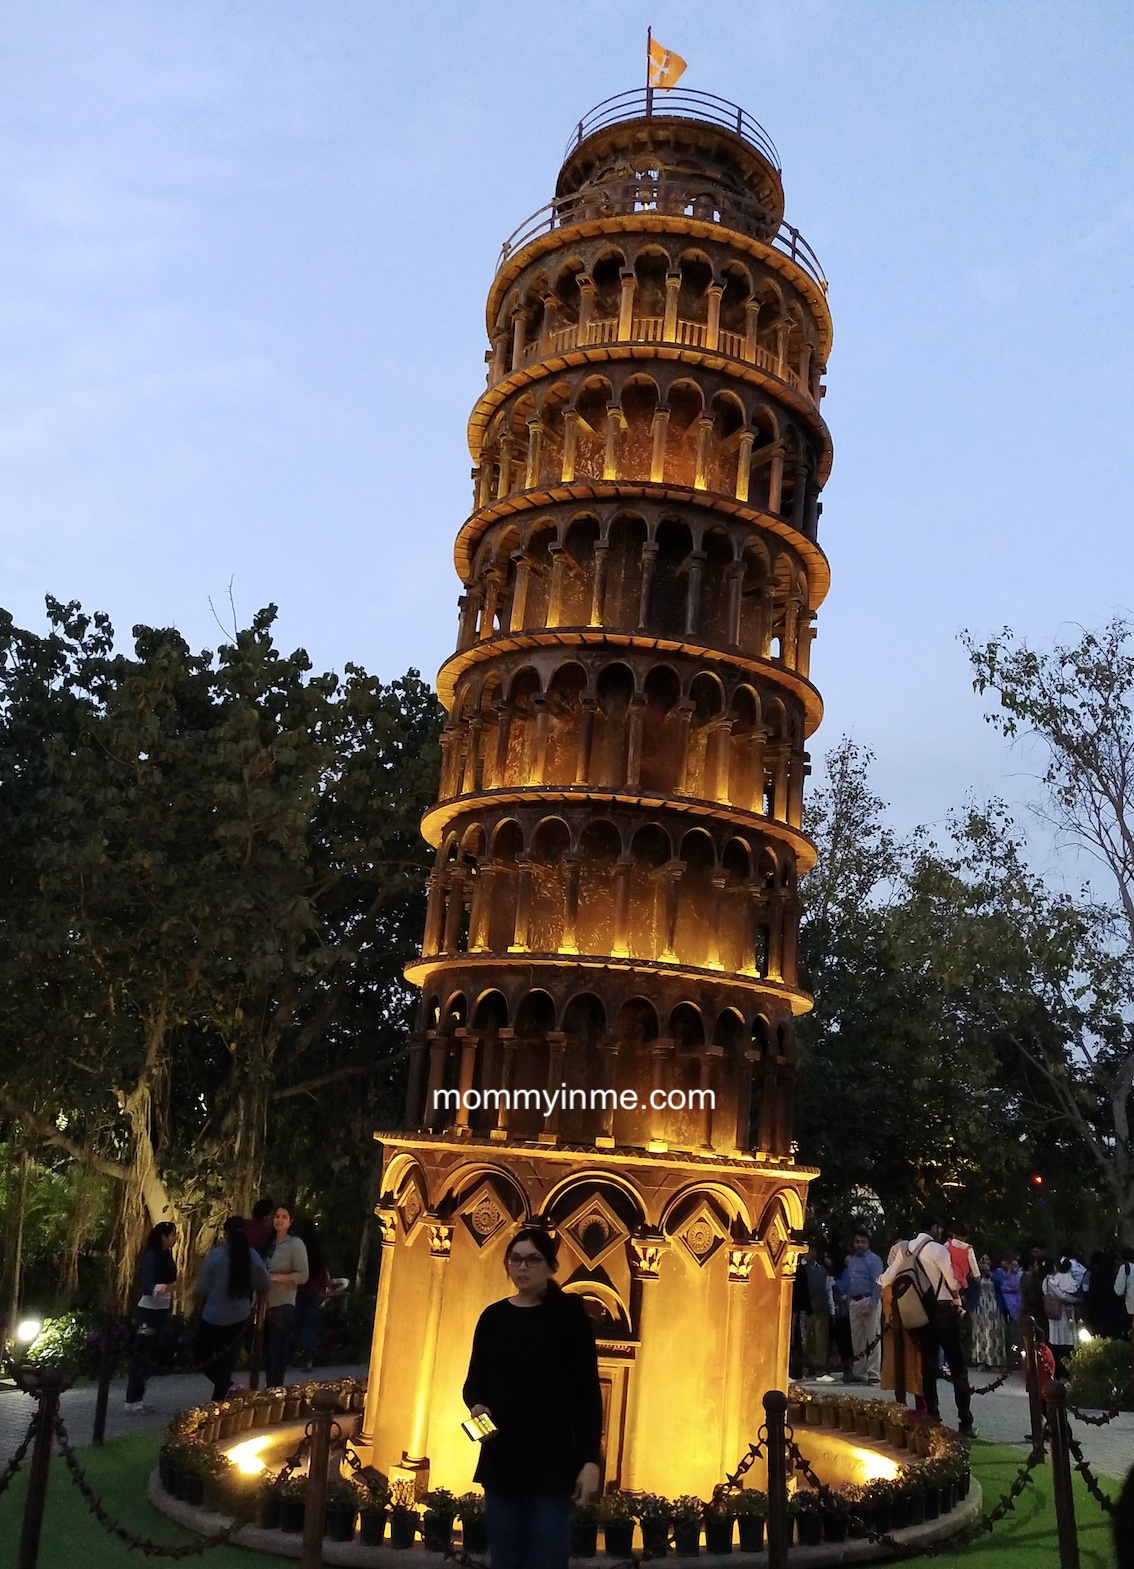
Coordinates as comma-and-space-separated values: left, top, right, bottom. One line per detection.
732, 1489, 767, 1517
1067, 1337, 1134, 1411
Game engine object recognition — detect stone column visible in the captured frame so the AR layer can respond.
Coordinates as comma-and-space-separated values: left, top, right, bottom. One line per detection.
648, 1037, 675, 1148
596, 1035, 620, 1148
560, 854, 581, 953
490, 333, 509, 384
638, 541, 658, 628
611, 855, 633, 958
603, 404, 622, 480
768, 449, 784, 514
721, 1244, 757, 1474
577, 274, 596, 343
624, 1232, 670, 1490
575, 696, 597, 784
493, 702, 513, 785
508, 555, 530, 631
468, 861, 496, 952
684, 549, 706, 637
735, 1048, 758, 1151
403, 1034, 428, 1127
460, 721, 482, 795
508, 855, 533, 951
510, 309, 528, 372
725, 562, 745, 645
767, 889, 785, 980
495, 434, 514, 500
422, 1032, 449, 1132
441, 869, 467, 954
791, 460, 809, 531
403, 1221, 454, 1467
693, 416, 713, 490
540, 1031, 569, 1142
546, 547, 566, 628
589, 540, 610, 625
478, 574, 502, 641
649, 405, 670, 483
524, 418, 543, 489
456, 591, 480, 650
625, 694, 647, 790
561, 409, 579, 482
788, 749, 809, 828
531, 694, 551, 782
663, 271, 681, 341
773, 747, 790, 821
781, 893, 801, 983
742, 298, 760, 363
798, 341, 812, 391
659, 861, 684, 961
452, 1028, 480, 1136
490, 1028, 517, 1141
735, 430, 755, 502
673, 701, 695, 793
774, 1060, 797, 1157
797, 614, 816, 679
774, 319, 787, 379
359, 1207, 399, 1448
705, 282, 724, 351
700, 1046, 723, 1150
757, 1050, 778, 1152
617, 268, 636, 340
422, 873, 445, 957
705, 871, 728, 970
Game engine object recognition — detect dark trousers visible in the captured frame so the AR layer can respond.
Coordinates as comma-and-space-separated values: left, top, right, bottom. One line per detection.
485, 1493, 572, 1569
917, 1302, 972, 1426
125, 1307, 172, 1404
832, 1314, 853, 1366
197, 1316, 248, 1402
264, 1303, 296, 1388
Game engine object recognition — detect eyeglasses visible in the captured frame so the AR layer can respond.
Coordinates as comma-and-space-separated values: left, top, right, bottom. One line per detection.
508, 1253, 548, 1269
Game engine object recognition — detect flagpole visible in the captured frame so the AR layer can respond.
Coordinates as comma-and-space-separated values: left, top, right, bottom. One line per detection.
646, 26, 653, 116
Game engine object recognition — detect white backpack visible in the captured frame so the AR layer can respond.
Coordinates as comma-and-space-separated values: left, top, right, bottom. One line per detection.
891, 1237, 936, 1330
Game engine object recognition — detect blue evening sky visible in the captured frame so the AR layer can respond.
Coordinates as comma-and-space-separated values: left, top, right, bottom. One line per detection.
0, 2, 1131, 842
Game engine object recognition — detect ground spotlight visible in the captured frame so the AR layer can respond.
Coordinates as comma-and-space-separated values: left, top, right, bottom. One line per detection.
15, 1318, 42, 1344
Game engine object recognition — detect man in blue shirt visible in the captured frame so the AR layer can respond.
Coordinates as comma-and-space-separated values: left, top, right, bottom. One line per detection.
837, 1227, 884, 1384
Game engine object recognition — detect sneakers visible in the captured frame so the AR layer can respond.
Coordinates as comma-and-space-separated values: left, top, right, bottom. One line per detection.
123, 1401, 151, 1414
814, 1374, 836, 1383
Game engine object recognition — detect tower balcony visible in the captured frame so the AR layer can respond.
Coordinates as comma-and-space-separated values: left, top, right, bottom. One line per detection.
505, 312, 816, 405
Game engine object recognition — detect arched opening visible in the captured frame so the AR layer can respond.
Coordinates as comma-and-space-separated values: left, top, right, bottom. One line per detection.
604, 514, 647, 628
651, 517, 693, 635
558, 517, 598, 627
628, 822, 672, 959
593, 663, 634, 788
576, 819, 622, 955
685, 672, 724, 798
674, 828, 716, 969
544, 661, 586, 784
529, 816, 571, 952
639, 664, 682, 795
620, 376, 658, 482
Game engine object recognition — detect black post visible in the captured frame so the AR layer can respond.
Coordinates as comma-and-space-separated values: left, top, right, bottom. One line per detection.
299, 1387, 339, 1569
17, 1368, 62, 1569
249, 1293, 266, 1392
91, 1308, 117, 1445
1045, 1380, 1080, 1569
1022, 1315, 1046, 1456
763, 1389, 789, 1569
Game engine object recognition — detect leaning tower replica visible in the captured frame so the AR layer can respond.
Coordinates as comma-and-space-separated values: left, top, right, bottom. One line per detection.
361, 89, 833, 1500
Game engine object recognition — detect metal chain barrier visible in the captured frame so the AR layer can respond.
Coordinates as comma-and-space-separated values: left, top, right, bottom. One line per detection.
0, 1414, 39, 1500
783, 1423, 1045, 1557
1064, 1429, 1116, 1516
52, 1409, 257, 1559
1067, 1392, 1124, 1427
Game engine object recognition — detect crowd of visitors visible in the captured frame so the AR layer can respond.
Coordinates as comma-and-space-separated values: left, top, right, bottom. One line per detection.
121, 1197, 338, 1411
792, 1215, 1134, 1427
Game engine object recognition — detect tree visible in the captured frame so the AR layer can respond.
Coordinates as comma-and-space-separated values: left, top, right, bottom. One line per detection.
0, 599, 442, 1300
966, 617, 1134, 1243
796, 739, 1108, 1246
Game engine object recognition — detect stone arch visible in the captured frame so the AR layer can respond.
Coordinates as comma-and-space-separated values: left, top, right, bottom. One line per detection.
593, 661, 635, 788
573, 375, 615, 481
639, 663, 683, 795
603, 512, 648, 628
686, 671, 725, 798
537, 380, 571, 486
544, 660, 587, 783
675, 827, 716, 968
556, 516, 599, 627
620, 374, 660, 482
529, 816, 571, 952
628, 821, 672, 959
576, 818, 621, 954
651, 515, 694, 636
708, 389, 746, 497
699, 523, 735, 646
665, 378, 704, 487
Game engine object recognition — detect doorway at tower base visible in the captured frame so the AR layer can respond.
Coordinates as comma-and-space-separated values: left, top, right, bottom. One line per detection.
358, 1136, 813, 1500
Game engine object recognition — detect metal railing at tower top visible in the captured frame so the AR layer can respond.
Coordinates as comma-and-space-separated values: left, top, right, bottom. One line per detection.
564, 87, 781, 171
497, 184, 826, 294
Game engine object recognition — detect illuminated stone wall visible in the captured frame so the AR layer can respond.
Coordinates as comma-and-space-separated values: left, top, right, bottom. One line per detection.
361, 92, 834, 1501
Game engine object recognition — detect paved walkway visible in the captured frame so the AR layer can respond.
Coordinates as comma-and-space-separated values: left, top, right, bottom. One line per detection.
795, 1370, 1134, 1482
0, 1363, 368, 1462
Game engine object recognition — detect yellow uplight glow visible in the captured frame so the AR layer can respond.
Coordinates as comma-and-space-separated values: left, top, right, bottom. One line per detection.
846, 1445, 902, 1483
224, 1436, 273, 1476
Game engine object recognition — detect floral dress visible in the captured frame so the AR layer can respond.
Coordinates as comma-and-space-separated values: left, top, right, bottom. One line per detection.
971, 1276, 1006, 1368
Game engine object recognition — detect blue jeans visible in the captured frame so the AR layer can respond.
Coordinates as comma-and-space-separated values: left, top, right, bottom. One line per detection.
264, 1303, 295, 1388
485, 1493, 572, 1569
125, 1307, 172, 1404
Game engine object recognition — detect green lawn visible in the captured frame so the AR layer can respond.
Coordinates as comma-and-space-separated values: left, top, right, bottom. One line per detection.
0, 1432, 1119, 1566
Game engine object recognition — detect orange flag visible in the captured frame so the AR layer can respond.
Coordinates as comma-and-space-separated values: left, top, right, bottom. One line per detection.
648, 36, 687, 90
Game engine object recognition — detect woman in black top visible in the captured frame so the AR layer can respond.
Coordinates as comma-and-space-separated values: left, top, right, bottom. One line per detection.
463, 1224, 603, 1569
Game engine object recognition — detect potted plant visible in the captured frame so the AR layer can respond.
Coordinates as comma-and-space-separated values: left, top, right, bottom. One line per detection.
853, 1406, 871, 1438
389, 1480, 419, 1549
216, 1401, 240, 1441
822, 1485, 857, 1543
257, 1476, 283, 1530
325, 1475, 359, 1543
459, 1492, 489, 1555
349, 1380, 367, 1412
702, 1497, 734, 1555
865, 1402, 889, 1441
277, 1474, 307, 1534
788, 1491, 823, 1547
903, 1475, 927, 1526
732, 1489, 766, 1552
884, 1411, 908, 1449
599, 1491, 635, 1558
282, 1390, 302, 1422
804, 1398, 825, 1427
634, 1493, 673, 1555
858, 1479, 895, 1536
570, 1499, 600, 1558
671, 1496, 702, 1557
422, 1488, 459, 1551
265, 1387, 287, 1425
356, 1471, 392, 1546
838, 1402, 857, 1434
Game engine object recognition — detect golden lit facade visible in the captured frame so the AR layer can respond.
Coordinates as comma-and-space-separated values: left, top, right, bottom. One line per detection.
361, 90, 833, 1500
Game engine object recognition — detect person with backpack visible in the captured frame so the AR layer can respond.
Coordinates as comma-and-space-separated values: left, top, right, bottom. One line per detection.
1116, 1249, 1134, 1340
879, 1211, 974, 1436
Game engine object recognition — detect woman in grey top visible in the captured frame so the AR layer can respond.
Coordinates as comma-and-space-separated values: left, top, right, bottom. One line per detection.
195, 1216, 270, 1400
263, 1204, 309, 1387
